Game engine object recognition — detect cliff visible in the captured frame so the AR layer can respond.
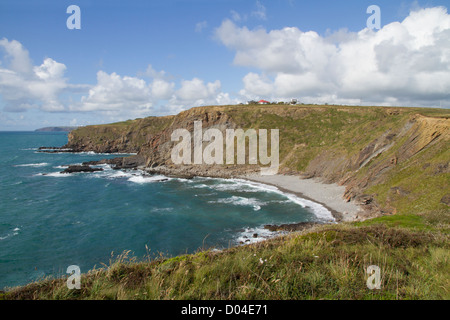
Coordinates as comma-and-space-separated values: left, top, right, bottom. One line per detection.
64, 104, 450, 216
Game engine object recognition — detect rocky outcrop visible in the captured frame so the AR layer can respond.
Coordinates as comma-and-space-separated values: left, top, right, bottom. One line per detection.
85, 155, 147, 170
60, 165, 104, 174
64, 116, 175, 154
140, 108, 236, 168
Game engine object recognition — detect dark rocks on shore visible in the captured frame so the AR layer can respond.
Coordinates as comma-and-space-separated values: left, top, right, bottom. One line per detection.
82, 155, 145, 170
38, 146, 62, 150
38, 146, 74, 153
60, 165, 103, 174
82, 157, 123, 167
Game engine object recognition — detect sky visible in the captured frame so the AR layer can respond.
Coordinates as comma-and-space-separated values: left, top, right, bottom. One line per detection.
0, 0, 449, 130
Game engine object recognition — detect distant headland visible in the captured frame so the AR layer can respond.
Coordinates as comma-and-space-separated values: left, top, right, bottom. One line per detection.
35, 126, 79, 132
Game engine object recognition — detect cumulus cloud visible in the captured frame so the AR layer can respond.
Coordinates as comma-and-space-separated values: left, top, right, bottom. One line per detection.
215, 7, 450, 107
166, 77, 236, 114
151, 79, 175, 100
77, 73, 233, 117
142, 64, 170, 80
0, 39, 232, 118
0, 38, 70, 112
0, 38, 33, 74
77, 71, 153, 113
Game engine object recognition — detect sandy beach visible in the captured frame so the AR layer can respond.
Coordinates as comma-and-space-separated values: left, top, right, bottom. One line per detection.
241, 174, 365, 222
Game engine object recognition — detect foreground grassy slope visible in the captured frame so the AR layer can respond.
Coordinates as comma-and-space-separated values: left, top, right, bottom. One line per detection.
4, 222, 448, 300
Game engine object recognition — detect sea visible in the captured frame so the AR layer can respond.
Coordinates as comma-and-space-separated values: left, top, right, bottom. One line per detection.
0, 131, 334, 289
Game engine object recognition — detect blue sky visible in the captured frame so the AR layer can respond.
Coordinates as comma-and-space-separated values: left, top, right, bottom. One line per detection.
1, 0, 449, 130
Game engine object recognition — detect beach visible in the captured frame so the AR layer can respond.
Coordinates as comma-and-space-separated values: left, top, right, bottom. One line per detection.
241, 174, 365, 223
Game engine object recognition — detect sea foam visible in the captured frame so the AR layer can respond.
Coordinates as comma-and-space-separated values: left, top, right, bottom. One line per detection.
209, 196, 264, 211
15, 163, 49, 167
128, 174, 171, 184
195, 177, 335, 223
235, 226, 281, 245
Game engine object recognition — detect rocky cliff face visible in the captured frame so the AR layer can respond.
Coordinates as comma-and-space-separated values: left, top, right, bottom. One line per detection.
65, 116, 175, 154
65, 105, 449, 216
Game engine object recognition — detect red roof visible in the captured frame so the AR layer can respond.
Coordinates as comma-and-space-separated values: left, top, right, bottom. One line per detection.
258, 100, 270, 103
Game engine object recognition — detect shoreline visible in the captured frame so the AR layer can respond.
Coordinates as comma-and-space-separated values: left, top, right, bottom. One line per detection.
52, 152, 373, 233
140, 165, 375, 224
60, 154, 374, 225
239, 173, 367, 223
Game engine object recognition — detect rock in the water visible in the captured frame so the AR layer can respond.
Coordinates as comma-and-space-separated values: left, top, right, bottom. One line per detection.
60, 165, 103, 174
38, 146, 73, 153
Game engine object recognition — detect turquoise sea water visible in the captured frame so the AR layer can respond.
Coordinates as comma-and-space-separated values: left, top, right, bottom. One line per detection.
0, 132, 333, 289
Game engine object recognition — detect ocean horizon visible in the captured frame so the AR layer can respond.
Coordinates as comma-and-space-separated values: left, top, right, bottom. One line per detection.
0, 131, 333, 289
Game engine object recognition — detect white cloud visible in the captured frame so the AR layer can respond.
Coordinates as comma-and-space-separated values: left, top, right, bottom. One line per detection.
78, 71, 153, 114
33, 58, 66, 80
77, 73, 233, 118
143, 64, 169, 80
195, 21, 208, 33
251, 1, 267, 20
0, 39, 69, 112
151, 79, 175, 100
0, 38, 33, 74
169, 77, 235, 109
0, 39, 232, 118
216, 7, 450, 107
240, 72, 273, 98
176, 78, 220, 101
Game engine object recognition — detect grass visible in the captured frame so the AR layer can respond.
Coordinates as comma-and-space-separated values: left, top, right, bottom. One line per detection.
3, 223, 449, 300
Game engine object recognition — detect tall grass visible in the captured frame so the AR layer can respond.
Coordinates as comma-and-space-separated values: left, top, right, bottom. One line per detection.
4, 223, 448, 300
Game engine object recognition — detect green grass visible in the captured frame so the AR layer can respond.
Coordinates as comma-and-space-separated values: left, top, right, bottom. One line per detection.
3, 223, 449, 300
356, 214, 428, 230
